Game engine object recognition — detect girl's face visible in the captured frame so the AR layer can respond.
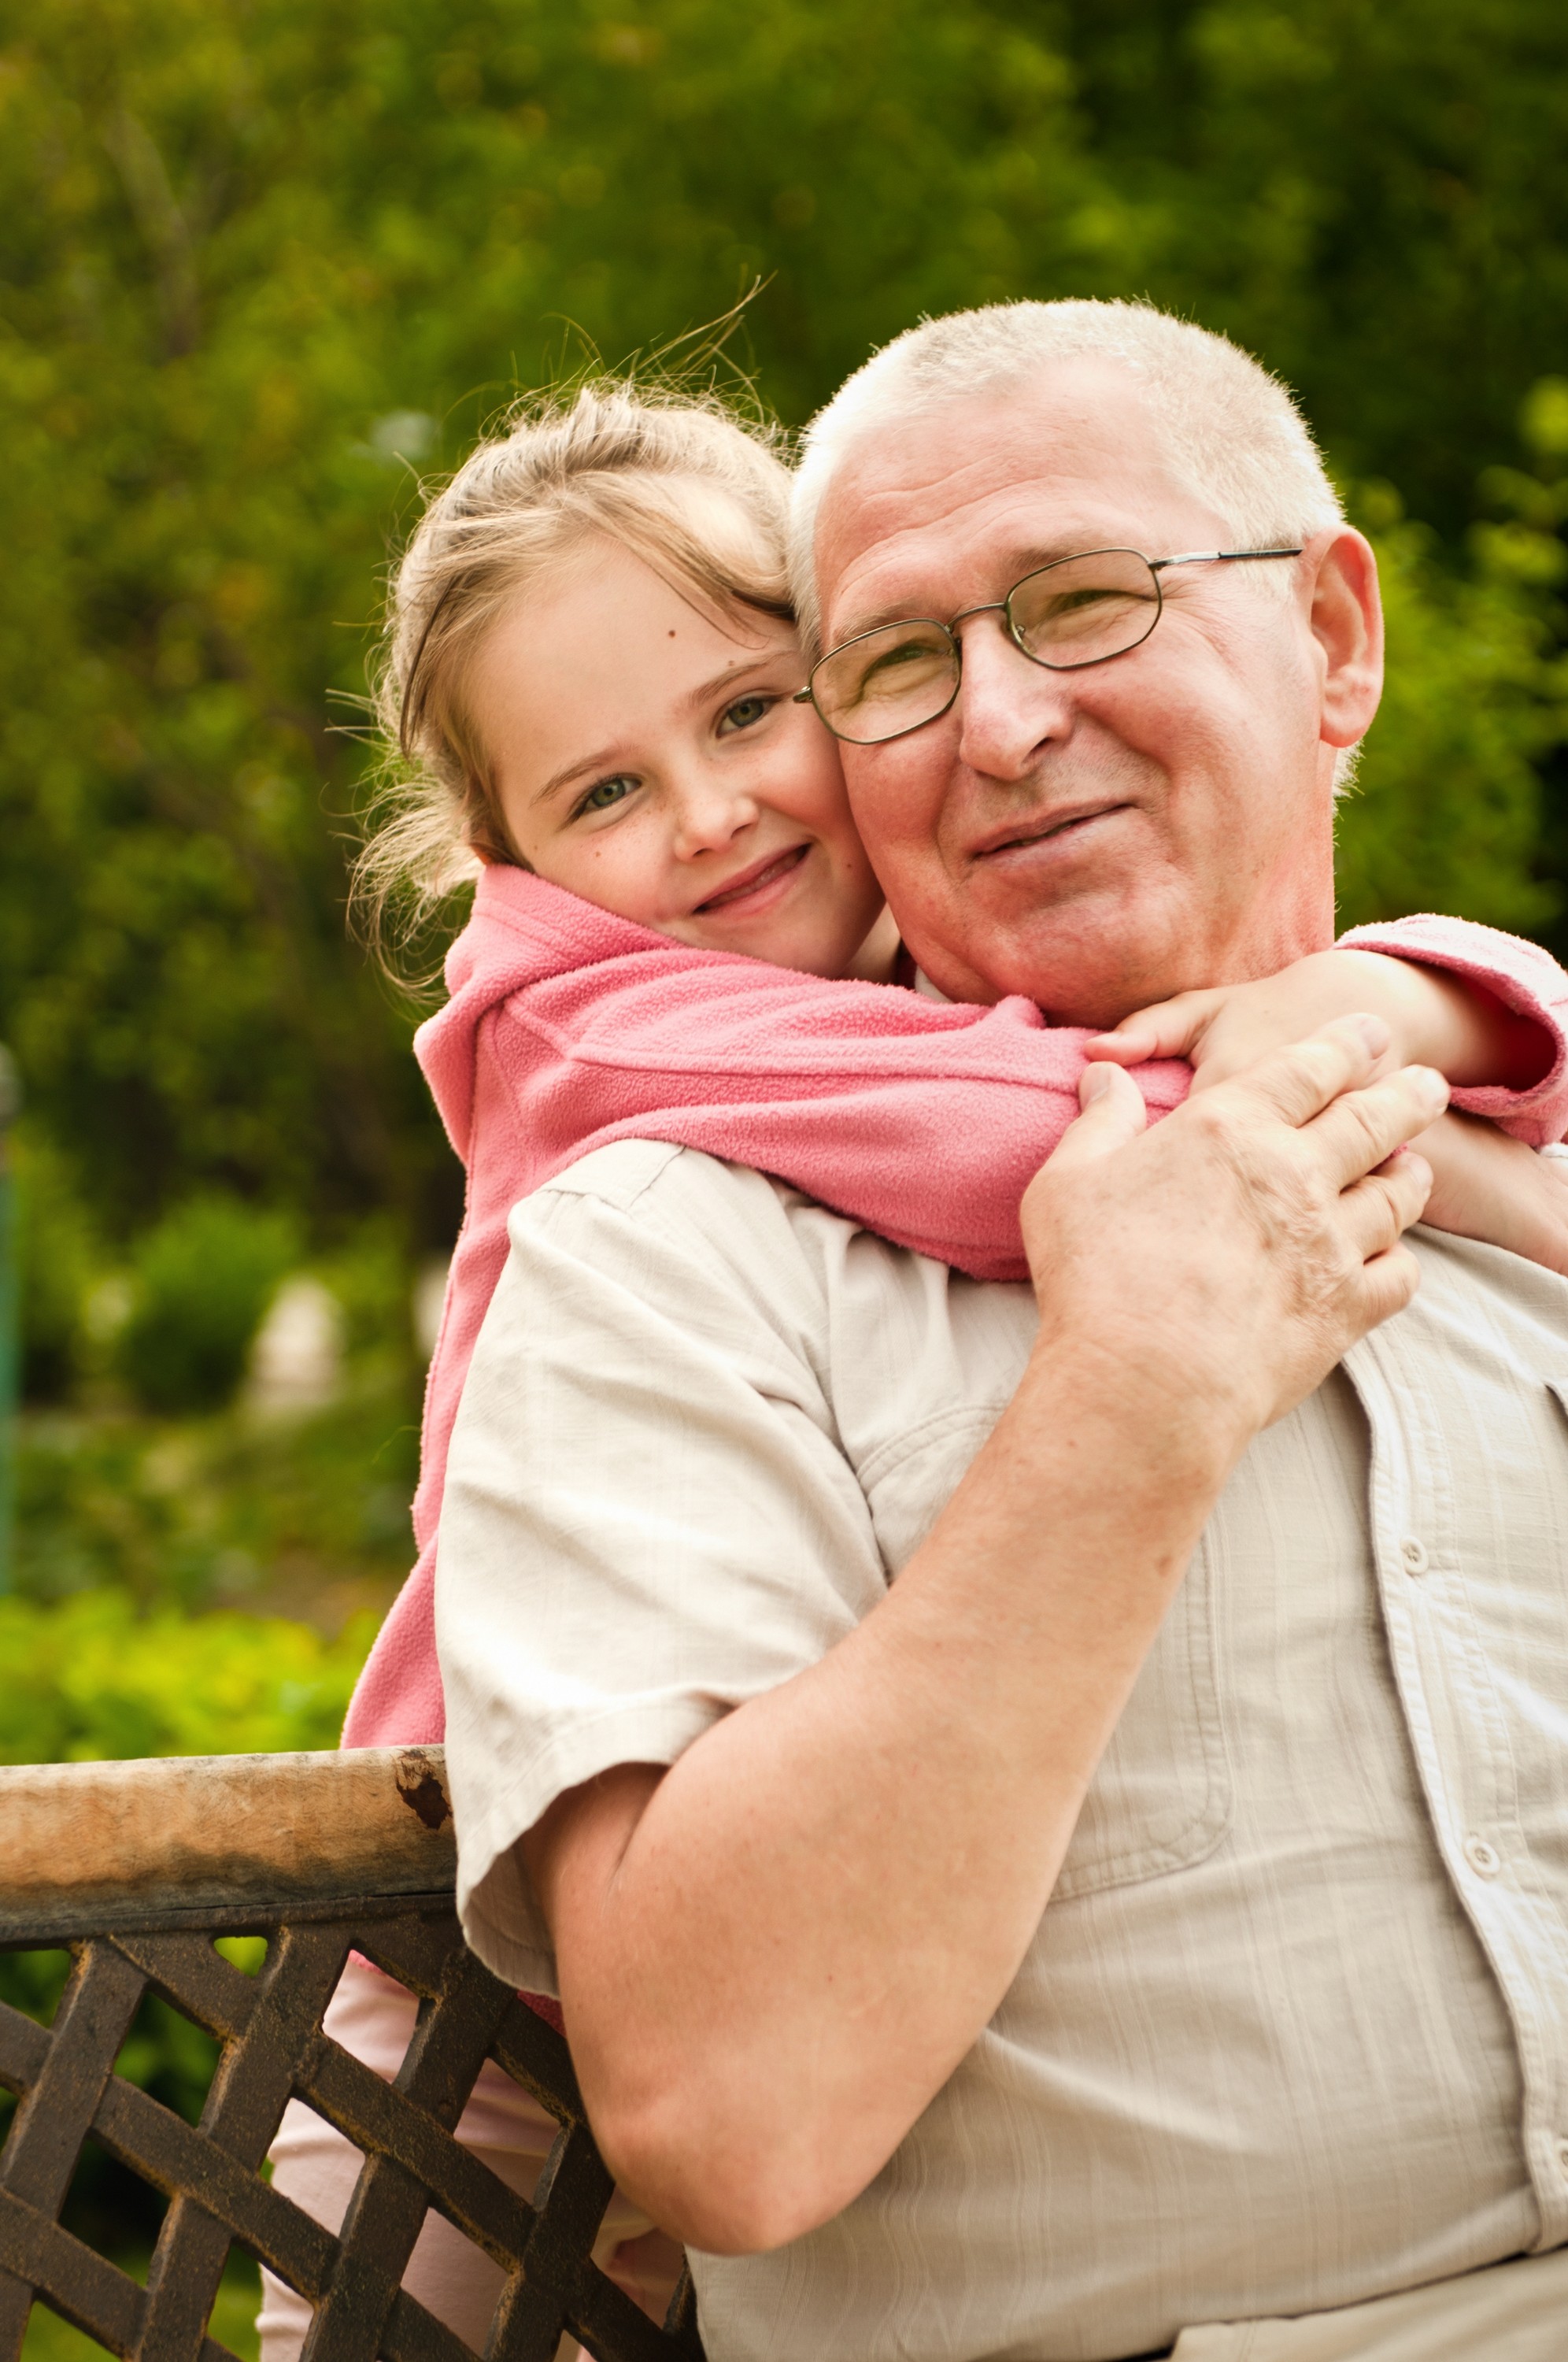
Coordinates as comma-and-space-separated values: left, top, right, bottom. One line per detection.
466, 535, 897, 980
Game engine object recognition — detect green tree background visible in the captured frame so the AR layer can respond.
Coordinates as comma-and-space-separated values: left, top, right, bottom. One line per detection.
2, 0, 1568, 1625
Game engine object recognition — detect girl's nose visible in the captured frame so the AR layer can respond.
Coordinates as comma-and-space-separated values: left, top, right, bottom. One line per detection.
671, 773, 758, 859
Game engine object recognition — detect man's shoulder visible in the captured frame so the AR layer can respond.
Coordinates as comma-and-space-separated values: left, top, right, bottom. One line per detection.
532, 1135, 694, 1214
510, 1140, 855, 1325
524, 1137, 816, 1231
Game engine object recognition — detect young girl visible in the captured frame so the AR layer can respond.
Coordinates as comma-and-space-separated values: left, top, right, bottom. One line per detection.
261, 383, 1568, 2355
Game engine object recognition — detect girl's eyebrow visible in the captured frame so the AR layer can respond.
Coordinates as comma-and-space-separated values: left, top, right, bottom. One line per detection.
531, 745, 627, 808
680, 653, 786, 714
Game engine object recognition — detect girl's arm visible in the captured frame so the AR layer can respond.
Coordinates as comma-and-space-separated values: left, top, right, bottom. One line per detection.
497, 916, 1568, 1285
1337, 913, 1568, 1143
1095, 917, 1565, 1140
1089, 919, 1568, 1277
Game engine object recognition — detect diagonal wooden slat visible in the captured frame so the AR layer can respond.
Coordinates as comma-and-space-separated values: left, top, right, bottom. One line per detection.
301, 2030, 538, 2265
0, 2182, 152, 2360
0, 1942, 149, 2360
135, 1925, 359, 2360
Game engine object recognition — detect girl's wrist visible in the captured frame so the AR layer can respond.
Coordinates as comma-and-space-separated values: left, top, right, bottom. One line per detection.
1387, 956, 1550, 1091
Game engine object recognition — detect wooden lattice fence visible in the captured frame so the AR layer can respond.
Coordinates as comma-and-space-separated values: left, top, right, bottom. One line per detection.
0, 1748, 701, 2362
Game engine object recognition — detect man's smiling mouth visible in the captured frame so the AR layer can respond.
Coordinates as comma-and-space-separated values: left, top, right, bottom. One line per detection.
694, 843, 811, 913
972, 801, 1133, 861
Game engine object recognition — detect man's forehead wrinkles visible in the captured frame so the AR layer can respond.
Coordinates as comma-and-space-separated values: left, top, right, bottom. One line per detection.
825, 479, 1123, 640
823, 456, 1228, 648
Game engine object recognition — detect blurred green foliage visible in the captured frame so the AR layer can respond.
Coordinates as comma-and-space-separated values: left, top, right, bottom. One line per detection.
16, 1381, 418, 1609
3, 0, 1568, 1272
115, 1194, 298, 1414
0, 1589, 378, 1760
1340, 465, 1568, 935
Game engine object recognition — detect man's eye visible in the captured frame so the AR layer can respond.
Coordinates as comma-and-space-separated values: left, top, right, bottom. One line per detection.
719, 694, 772, 733
571, 774, 638, 820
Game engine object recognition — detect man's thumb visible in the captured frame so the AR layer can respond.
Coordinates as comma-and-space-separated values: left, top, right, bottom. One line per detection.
1051, 1061, 1149, 1169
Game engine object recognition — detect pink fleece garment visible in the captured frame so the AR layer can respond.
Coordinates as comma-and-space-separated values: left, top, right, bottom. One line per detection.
343, 865, 1568, 1755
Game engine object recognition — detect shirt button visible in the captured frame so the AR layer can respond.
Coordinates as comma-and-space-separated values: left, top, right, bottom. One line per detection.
1400, 1535, 1429, 1575
1463, 1834, 1501, 1879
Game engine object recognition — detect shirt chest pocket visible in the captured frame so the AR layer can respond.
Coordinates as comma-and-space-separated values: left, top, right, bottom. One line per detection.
866, 1417, 1231, 1905
1053, 1531, 1231, 1901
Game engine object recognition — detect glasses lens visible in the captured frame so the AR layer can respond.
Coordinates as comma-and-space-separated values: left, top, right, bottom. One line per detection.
812, 621, 959, 744
1008, 550, 1160, 668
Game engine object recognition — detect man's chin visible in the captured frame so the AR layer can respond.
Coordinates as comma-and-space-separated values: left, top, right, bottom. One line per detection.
912, 888, 1184, 1025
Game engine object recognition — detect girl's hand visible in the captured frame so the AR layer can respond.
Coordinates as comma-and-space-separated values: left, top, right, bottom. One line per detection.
1415, 1113, 1568, 1275
1085, 948, 1551, 1096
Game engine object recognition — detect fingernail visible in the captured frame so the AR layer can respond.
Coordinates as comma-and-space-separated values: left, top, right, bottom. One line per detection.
1080, 1064, 1115, 1105
1414, 1064, 1450, 1111
1354, 1013, 1392, 1056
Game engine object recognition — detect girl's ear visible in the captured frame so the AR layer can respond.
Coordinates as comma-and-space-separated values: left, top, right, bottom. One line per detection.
1307, 526, 1384, 751
464, 795, 531, 872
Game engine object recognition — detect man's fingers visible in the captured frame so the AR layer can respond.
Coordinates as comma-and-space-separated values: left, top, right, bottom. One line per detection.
1350, 1239, 1426, 1332
1307, 1066, 1450, 1190
1208, 1013, 1394, 1129
1337, 1149, 1434, 1264
1045, 1063, 1149, 1174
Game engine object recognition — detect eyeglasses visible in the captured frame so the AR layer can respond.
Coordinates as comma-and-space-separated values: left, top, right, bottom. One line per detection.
794, 545, 1304, 746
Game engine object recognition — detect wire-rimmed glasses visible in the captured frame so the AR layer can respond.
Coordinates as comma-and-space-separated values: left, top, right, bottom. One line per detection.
795, 545, 1304, 746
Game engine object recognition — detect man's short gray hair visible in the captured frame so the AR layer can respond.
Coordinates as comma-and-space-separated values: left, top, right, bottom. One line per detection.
790, 298, 1345, 653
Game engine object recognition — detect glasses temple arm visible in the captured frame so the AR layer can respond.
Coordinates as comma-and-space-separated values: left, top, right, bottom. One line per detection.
1152, 546, 1304, 571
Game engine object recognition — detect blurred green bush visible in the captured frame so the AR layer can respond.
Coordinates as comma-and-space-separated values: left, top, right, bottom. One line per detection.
1338, 454, 1568, 935
0, 1588, 379, 1762
15, 1382, 419, 1607
114, 1195, 298, 1416
13, 1129, 100, 1404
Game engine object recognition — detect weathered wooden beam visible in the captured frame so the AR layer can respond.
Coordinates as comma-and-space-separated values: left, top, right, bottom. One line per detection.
0, 1748, 455, 1943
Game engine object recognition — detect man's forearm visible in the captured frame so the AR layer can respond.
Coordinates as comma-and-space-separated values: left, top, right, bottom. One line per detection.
527, 1338, 1233, 2253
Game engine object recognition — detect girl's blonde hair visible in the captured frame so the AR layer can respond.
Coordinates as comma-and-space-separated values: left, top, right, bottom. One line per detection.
354, 379, 795, 961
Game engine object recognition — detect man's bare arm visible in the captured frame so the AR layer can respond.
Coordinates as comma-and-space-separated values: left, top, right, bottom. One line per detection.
523, 1023, 1448, 2255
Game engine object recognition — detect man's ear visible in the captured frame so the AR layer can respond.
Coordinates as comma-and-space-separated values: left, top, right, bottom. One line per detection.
1304, 527, 1384, 750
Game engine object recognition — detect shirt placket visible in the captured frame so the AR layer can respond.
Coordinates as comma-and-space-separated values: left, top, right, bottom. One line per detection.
1344, 1326, 1568, 2249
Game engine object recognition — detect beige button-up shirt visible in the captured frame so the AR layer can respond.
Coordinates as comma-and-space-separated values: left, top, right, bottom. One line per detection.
438, 1140, 1568, 2362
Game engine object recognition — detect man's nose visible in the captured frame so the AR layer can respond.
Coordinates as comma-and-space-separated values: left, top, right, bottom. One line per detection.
670, 772, 758, 858
952, 615, 1075, 780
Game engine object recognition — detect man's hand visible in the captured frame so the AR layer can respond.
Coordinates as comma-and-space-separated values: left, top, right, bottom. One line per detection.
1084, 947, 1550, 1096
1023, 1015, 1446, 1457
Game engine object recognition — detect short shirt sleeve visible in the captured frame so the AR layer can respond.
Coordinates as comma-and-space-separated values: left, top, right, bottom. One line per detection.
435, 1139, 893, 1993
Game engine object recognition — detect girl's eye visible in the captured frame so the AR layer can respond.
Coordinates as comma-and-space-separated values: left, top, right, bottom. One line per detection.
571, 773, 638, 820
719, 694, 772, 734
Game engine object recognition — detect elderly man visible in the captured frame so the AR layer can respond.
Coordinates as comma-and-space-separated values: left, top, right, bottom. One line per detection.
438, 302, 1568, 2360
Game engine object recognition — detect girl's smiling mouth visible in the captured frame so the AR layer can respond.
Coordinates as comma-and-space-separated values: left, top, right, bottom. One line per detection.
693, 843, 812, 916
